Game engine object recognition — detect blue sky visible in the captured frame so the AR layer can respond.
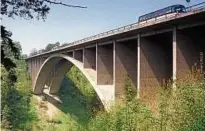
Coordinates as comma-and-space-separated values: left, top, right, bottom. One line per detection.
2, 0, 204, 54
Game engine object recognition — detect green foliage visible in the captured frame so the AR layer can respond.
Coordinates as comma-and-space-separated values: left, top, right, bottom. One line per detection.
2, 54, 204, 131
1, 103, 13, 130
1, 0, 86, 20
58, 77, 95, 126
30, 66, 101, 131
1, 0, 50, 20
67, 66, 102, 111
88, 77, 205, 131
88, 99, 155, 131
1, 26, 21, 83
44, 42, 60, 52
124, 74, 137, 102
1, 57, 37, 130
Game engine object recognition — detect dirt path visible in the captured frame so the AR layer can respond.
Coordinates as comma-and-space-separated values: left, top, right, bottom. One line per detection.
33, 95, 60, 120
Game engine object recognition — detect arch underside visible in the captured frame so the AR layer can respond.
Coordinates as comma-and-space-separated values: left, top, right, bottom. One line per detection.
33, 54, 114, 109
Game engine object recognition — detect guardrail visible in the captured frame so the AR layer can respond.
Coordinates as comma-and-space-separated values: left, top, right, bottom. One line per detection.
64, 2, 205, 47
28, 2, 205, 58
186, 2, 205, 11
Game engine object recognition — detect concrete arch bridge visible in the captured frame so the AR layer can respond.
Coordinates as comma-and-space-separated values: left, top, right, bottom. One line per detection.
27, 7, 205, 110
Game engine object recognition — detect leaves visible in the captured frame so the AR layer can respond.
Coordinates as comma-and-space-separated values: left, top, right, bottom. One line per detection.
1, 0, 86, 20
1, 26, 21, 72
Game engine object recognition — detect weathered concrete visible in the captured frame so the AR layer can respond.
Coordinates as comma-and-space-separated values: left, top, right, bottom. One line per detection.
67, 51, 73, 57
140, 32, 172, 109
84, 46, 96, 70
49, 60, 72, 94
176, 25, 205, 80
27, 9, 205, 110
34, 54, 114, 110
97, 44, 114, 85
115, 40, 137, 97
74, 49, 83, 62
34, 57, 62, 94
137, 34, 141, 98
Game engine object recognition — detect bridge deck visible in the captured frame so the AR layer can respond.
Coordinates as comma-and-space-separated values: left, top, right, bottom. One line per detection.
27, 5, 205, 59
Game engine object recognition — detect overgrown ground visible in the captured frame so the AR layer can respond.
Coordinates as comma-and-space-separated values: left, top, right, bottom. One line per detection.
29, 66, 102, 131
30, 68, 205, 131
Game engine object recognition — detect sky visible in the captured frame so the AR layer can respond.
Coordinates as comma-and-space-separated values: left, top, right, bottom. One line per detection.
2, 0, 204, 54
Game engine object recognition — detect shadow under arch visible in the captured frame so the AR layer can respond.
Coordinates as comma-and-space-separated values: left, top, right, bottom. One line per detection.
33, 54, 105, 106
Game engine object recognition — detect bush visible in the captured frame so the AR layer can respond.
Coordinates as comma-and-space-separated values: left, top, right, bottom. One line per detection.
88, 75, 205, 131
67, 66, 102, 112
1, 59, 37, 130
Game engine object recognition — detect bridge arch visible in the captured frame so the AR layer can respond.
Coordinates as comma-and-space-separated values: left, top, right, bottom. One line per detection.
33, 54, 105, 105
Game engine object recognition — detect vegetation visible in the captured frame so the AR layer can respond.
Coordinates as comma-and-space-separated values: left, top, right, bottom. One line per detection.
1, 0, 87, 73
1, 53, 37, 130
1, 54, 205, 131
88, 75, 205, 131
67, 66, 102, 112
1, 1, 87, 130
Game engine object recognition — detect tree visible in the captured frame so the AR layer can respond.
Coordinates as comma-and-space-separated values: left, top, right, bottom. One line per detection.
61, 43, 69, 47
1, 0, 87, 20
1, 1, 87, 130
45, 42, 60, 51
1, 26, 20, 71
29, 48, 38, 56
1, 0, 87, 67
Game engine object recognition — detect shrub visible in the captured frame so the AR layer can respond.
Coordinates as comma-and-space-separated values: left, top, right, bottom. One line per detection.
88, 73, 205, 131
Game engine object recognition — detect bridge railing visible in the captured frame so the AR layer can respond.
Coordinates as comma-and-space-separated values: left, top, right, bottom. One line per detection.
186, 2, 205, 11
28, 2, 205, 58
63, 2, 205, 48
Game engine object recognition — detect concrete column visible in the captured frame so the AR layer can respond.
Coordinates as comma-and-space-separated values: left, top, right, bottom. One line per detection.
32, 58, 37, 89
137, 34, 140, 98
173, 28, 177, 89
28, 59, 31, 74
73, 50, 75, 58
34, 58, 62, 94
96, 44, 98, 83
113, 41, 116, 95
34, 58, 37, 81
84, 46, 96, 70
31, 59, 34, 88
115, 39, 137, 97
97, 43, 113, 85
36, 58, 40, 74
40, 58, 45, 68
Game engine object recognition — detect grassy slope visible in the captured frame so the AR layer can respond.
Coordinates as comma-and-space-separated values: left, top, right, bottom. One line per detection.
32, 66, 101, 131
